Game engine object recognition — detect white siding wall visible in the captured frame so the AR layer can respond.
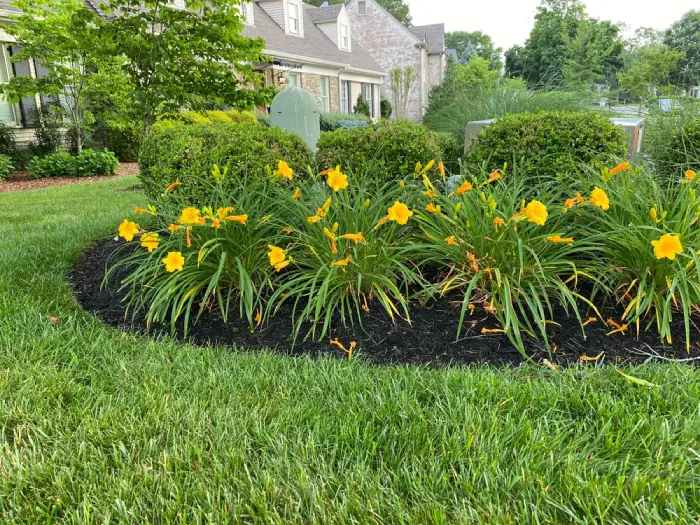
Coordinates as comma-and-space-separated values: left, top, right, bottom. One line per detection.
316, 21, 338, 47
259, 0, 285, 30
346, 0, 423, 120
337, 8, 351, 52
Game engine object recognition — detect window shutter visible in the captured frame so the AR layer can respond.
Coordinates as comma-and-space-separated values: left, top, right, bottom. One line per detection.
9, 46, 37, 128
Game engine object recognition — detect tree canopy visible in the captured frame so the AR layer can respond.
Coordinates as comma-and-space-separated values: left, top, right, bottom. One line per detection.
444, 31, 503, 71
664, 10, 700, 89
503, 0, 624, 90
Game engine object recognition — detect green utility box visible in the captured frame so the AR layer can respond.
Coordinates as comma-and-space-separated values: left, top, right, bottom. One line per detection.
270, 87, 321, 151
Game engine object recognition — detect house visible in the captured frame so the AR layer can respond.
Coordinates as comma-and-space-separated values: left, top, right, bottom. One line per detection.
242, 1, 386, 119
346, 0, 447, 120
0, 0, 102, 145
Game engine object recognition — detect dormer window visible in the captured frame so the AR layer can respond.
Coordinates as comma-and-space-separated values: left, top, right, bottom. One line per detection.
340, 24, 349, 49
289, 3, 300, 34
358, 1, 367, 15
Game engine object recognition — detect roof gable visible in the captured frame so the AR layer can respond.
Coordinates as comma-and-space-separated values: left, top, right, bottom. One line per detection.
409, 23, 446, 55
346, 0, 421, 45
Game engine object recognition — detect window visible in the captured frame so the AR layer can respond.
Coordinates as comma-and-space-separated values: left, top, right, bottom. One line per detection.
288, 3, 300, 34
340, 24, 349, 49
0, 47, 18, 126
358, 0, 367, 14
362, 83, 375, 118
287, 73, 300, 88
340, 80, 351, 114
242, 2, 254, 25
320, 77, 330, 112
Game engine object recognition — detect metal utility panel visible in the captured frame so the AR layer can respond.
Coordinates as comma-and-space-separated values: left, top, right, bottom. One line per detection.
609, 118, 646, 165
464, 117, 647, 164
270, 87, 321, 151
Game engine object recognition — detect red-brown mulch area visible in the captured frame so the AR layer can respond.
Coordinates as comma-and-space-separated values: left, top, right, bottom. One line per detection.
0, 163, 139, 193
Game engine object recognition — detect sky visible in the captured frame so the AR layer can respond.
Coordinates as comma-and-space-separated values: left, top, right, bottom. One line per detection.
406, 0, 698, 51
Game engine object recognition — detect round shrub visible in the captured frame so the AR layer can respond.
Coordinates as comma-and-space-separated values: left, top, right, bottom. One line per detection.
316, 120, 450, 179
166, 110, 259, 126
654, 119, 700, 177
139, 122, 313, 206
75, 148, 119, 177
28, 152, 76, 179
464, 111, 627, 179
0, 153, 14, 181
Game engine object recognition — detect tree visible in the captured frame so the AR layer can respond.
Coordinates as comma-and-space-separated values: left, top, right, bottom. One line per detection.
389, 66, 418, 119
445, 31, 503, 70
664, 10, 700, 89
353, 96, 371, 117
562, 19, 624, 89
0, 0, 104, 153
504, 45, 525, 78
519, 0, 587, 86
426, 57, 499, 116
100, 0, 274, 134
618, 44, 684, 106
305, 0, 412, 25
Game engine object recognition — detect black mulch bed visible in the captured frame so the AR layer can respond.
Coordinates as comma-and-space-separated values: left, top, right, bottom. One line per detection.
70, 238, 700, 367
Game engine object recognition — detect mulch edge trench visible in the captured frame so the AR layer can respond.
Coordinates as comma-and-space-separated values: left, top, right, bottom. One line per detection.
70, 238, 700, 368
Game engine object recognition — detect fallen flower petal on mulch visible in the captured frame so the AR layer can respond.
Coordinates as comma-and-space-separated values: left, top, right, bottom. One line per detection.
0, 163, 139, 193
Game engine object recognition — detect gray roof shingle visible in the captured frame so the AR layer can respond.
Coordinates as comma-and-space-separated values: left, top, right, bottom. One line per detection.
243, 2, 384, 75
308, 3, 342, 23
409, 23, 445, 55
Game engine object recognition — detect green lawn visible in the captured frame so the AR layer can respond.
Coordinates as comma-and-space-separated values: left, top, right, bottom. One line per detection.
1, 177, 700, 523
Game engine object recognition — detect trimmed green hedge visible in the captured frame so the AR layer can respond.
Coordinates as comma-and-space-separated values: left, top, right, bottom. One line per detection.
162, 110, 259, 127
316, 120, 457, 178
28, 149, 119, 179
139, 123, 313, 206
464, 111, 627, 178
654, 119, 700, 177
320, 112, 370, 131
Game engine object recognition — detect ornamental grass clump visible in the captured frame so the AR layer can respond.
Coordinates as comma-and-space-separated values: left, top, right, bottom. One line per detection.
106, 169, 288, 333
581, 164, 700, 350
412, 165, 602, 354
264, 165, 424, 342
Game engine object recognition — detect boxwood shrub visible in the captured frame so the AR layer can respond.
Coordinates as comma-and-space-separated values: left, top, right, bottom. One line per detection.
0, 153, 13, 181
464, 111, 627, 179
316, 120, 453, 179
28, 152, 76, 179
163, 110, 259, 127
139, 122, 313, 206
75, 148, 119, 177
654, 119, 700, 177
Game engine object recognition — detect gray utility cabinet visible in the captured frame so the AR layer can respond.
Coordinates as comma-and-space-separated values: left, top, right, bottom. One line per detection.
270, 87, 321, 151
464, 117, 646, 165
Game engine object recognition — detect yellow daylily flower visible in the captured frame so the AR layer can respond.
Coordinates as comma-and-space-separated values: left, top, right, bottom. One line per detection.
651, 234, 683, 261
275, 160, 293, 180
332, 255, 352, 267
524, 200, 548, 226
140, 232, 160, 252
178, 207, 201, 225
590, 187, 610, 211
341, 232, 366, 244
117, 219, 139, 242
387, 201, 413, 225
162, 252, 185, 273
426, 203, 441, 215
326, 168, 348, 192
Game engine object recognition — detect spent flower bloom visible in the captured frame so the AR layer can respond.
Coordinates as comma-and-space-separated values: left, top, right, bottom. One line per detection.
332, 255, 352, 267
546, 235, 574, 245
341, 232, 366, 244
455, 180, 473, 195
292, 187, 301, 200
426, 203, 441, 215
444, 236, 458, 245
493, 217, 505, 231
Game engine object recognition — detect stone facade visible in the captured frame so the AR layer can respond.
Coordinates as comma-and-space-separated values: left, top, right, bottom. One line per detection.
298, 72, 340, 113
346, 0, 424, 121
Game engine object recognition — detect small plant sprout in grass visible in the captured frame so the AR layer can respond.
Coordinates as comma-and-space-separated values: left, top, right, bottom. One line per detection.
106, 171, 287, 334
583, 164, 700, 350
412, 166, 602, 356
265, 165, 424, 342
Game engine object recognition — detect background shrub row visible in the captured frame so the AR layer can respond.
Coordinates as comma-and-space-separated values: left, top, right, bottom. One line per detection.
28, 149, 119, 179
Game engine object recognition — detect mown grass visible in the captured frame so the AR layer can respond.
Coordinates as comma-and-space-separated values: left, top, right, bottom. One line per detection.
1, 177, 700, 523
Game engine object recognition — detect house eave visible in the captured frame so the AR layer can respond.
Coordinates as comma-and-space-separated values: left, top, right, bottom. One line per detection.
263, 49, 385, 77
